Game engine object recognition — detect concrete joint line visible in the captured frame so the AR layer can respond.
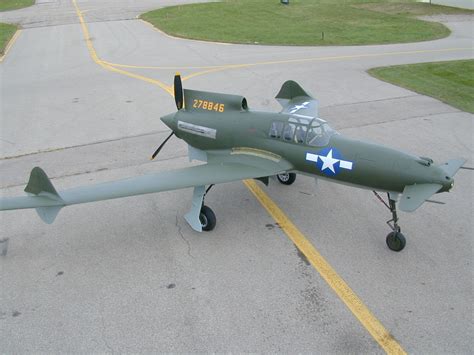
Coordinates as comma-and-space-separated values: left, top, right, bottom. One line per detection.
71, 1, 408, 353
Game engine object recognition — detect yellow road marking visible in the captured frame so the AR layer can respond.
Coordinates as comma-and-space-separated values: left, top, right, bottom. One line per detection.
0, 29, 22, 63
101, 61, 174, 95
72, 0, 173, 95
73, 2, 409, 352
181, 67, 229, 82
243, 180, 406, 354
100, 47, 471, 71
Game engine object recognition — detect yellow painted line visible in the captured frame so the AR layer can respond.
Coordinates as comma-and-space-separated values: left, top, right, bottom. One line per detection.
101, 61, 174, 96
181, 67, 229, 82
243, 179, 406, 355
72, 0, 173, 95
74, 2, 407, 352
100, 47, 471, 71
0, 29, 22, 63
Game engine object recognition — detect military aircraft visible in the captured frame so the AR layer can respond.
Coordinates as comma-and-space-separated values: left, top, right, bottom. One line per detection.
0, 74, 465, 251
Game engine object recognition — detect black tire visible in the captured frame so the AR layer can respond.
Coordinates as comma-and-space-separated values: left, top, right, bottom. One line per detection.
386, 231, 406, 252
199, 205, 216, 231
277, 172, 296, 185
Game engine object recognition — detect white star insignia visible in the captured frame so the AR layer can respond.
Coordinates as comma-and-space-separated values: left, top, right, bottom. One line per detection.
319, 149, 339, 173
305, 149, 353, 174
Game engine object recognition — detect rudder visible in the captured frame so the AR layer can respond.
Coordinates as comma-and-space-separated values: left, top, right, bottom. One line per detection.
24, 167, 64, 224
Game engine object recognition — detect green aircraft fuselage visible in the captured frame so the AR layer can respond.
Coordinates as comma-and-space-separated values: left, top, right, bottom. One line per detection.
0, 78, 464, 251
161, 109, 453, 194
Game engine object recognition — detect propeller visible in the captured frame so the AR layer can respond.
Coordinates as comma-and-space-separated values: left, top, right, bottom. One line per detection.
150, 131, 174, 160
174, 72, 183, 110
150, 73, 183, 160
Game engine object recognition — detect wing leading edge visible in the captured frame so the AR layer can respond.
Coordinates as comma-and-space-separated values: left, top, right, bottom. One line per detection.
0, 151, 292, 224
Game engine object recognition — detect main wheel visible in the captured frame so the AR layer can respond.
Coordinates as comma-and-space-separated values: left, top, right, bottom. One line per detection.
386, 231, 406, 252
277, 173, 296, 185
199, 205, 216, 231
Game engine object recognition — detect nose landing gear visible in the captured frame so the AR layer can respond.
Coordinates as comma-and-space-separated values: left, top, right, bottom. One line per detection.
386, 230, 406, 252
373, 191, 406, 252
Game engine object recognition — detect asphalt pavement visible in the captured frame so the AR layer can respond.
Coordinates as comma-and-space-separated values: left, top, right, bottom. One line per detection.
0, 1, 472, 353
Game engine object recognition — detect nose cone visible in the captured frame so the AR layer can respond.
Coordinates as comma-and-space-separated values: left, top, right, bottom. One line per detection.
432, 165, 454, 193
440, 176, 454, 192
160, 113, 176, 130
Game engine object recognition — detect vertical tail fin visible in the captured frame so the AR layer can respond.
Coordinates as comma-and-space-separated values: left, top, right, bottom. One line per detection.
24, 167, 64, 224
275, 80, 319, 116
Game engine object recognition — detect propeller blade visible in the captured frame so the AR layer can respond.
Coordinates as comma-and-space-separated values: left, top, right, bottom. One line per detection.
174, 72, 183, 110
150, 132, 174, 160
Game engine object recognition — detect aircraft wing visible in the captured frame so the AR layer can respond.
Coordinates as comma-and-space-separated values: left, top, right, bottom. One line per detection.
0, 150, 292, 224
275, 80, 319, 118
399, 183, 443, 212
398, 158, 466, 212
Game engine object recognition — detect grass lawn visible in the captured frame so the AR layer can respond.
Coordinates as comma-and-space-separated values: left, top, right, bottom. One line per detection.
0, 22, 17, 56
369, 60, 474, 113
1, 0, 34, 56
354, 1, 473, 16
139, 0, 469, 46
0, 0, 34, 12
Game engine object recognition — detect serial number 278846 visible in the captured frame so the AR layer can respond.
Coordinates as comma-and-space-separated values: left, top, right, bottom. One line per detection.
193, 99, 225, 112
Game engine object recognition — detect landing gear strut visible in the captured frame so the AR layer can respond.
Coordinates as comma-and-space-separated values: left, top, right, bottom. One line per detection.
373, 191, 406, 252
200, 185, 216, 231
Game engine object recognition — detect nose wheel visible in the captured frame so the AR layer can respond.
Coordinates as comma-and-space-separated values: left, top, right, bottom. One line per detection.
386, 231, 406, 252
373, 191, 406, 252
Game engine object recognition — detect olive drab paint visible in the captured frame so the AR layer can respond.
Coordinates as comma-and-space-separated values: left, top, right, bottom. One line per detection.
0, 78, 465, 251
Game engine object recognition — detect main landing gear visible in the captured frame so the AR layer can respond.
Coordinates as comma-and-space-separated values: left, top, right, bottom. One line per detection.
373, 191, 406, 252
198, 173, 296, 232
200, 185, 216, 231
277, 172, 296, 185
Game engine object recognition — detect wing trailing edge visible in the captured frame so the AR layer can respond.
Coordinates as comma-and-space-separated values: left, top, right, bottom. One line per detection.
0, 152, 292, 224
399, 183, 442, 212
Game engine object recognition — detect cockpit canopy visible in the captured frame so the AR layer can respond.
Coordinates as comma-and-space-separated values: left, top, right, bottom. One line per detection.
269, 115, 338, 147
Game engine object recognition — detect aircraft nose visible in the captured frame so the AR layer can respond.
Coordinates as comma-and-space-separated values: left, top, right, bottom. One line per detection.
442, 176, 454, 192
437, 169, 454, 192
160, 113, 176, 130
